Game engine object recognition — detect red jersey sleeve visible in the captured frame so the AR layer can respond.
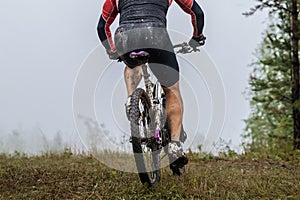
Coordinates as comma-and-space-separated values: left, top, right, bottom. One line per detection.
97, 0, 118, 51
174, 0, 204, 37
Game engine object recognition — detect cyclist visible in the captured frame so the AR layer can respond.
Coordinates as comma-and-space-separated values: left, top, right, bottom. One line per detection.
97, 0, 206, 175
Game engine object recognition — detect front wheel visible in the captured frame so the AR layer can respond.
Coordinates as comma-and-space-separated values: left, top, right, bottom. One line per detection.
129, 88, 161, 186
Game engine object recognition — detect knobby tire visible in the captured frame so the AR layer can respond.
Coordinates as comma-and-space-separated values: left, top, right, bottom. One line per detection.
129, 88, 160, 186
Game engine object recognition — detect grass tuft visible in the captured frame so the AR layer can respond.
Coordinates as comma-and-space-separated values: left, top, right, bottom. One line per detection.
0, 151, 299, 199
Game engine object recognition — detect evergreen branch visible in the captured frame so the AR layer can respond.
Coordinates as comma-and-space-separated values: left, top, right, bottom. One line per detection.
243, 0, 292, 16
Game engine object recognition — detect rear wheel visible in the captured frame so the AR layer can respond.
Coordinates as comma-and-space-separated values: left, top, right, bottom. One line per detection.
129, 88, 161, 186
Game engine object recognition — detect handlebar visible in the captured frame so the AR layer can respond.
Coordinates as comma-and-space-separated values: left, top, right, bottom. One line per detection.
113, 42, 200, 61
173, 42, 200, 54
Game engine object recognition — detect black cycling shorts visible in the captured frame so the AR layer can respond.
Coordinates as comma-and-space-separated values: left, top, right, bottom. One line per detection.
114, 23, 179, 87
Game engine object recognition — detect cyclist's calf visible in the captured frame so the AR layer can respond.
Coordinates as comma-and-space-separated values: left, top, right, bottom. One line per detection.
162, 82, 183, 142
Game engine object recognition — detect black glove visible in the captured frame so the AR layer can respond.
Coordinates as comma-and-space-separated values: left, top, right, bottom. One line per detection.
188, 35, 206, 51
106, 49, 119, 60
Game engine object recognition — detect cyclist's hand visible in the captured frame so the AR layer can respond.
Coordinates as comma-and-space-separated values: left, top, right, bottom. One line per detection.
188, 35, 206, 51
106, 49, 119, 60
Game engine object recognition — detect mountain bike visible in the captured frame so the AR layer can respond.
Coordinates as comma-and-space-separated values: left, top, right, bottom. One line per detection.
127, 42, 199, 186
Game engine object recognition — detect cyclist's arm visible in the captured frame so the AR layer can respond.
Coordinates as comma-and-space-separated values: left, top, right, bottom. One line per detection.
174, 0, 204, 37
97, 0, 118, 51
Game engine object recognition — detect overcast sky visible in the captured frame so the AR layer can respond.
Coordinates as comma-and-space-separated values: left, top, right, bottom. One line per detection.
0, 0, 268, 153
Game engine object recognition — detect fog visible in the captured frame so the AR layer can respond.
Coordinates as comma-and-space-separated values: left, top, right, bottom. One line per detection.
0, 0, 267, 154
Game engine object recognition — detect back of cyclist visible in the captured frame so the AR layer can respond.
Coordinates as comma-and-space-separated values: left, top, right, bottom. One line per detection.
97, 0, 206, 175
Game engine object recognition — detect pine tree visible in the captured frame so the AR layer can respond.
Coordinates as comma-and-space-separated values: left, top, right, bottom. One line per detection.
244, 0, 300, 150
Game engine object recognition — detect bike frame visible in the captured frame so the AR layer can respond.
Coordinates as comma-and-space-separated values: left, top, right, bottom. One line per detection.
141, 63, 166, 146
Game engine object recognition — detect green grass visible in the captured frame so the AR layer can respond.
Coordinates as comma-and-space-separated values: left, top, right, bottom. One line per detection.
0, 151, 299, 199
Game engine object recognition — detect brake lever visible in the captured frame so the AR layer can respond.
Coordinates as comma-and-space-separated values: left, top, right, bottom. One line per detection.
174, 42, 200, 54
191, 47, 200, 52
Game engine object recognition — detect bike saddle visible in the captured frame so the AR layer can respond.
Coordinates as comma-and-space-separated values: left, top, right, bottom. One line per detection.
129, 51, 150, 60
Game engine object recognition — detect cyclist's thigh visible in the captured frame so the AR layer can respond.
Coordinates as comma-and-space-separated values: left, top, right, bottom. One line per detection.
146, 29, 180, 87
148, 48, 179, 87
